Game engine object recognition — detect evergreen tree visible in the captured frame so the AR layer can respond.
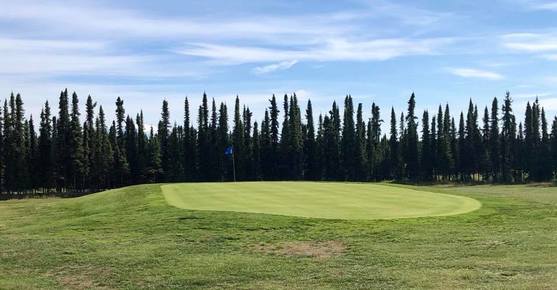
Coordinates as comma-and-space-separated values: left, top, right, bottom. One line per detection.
252, 121, 261, 179
367, 103, 382, 180
167, 124, 184, 181
304, 100, 317, 180
84, 96, 96, 187
136, 111, 147, 183
183, 98, 196, 181
92, 106, 113, 189
0, 105, 3, 193
38, 101, 53, 191
232, 97, 244, 180
243, 106, 253, 178
27, 116, 38, 191
421, 110, 433, 181
540, 108, 552, 180
330, 101, 341, 179
404, 93, 419, 180
269, 95, 280, 179
69, 92, 85, 189
279, 95, 290, 178
341, 95, 356, 180
501, 92, 516, 182
489, 97, 500, 181
158, 100, 170, 180
355, 103, 368, 181
288, 95, 304, 179
260, 110, 272, 180
197, 94, 211, 180
145, 128, 162, 182
217, 102, 229, 181
125, 116, 139, 182
551, 117, 557, 178
389, 108, 399, 179
56, 89, 70, 190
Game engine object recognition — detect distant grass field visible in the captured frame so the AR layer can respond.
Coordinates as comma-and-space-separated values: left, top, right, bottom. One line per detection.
162, 182, 481, 219
0, 182, 556, 289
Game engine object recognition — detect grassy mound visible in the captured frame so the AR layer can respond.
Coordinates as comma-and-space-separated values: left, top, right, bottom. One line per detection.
0, 183, 556, 289
162, 182, 481, 220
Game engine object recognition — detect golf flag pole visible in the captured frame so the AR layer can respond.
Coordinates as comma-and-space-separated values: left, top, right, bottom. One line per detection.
225, 146, 236, 182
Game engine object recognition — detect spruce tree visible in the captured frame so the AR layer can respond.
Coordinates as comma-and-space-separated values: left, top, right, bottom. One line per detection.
260, 110, 272, 180
136, 112, 147, 183
489, 97, 500, 181
279, 95, 290, 178
389, 108, 399, 179
551, 117, 557, 178
289, 95, 304, 179
367, 103, 382, 180
69, 92, 85, 190
304, 100, 317, 180
243, 106, 253, 179
217, 102, 229, 181
341, 95, 356, 180
232, 96, 244, 180
252, 121, 261, 179
404, 93, 419, 180
146, 127, 162, 182
158, 100, 170, 179
269, 95, 280, 179
501, 92, 515, 182
355, 103, 368, 181
183, 98, 196, 181
421, 110, 433, 181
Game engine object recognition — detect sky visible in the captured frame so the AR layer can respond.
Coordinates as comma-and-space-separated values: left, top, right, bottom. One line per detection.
2, 0, 557, 127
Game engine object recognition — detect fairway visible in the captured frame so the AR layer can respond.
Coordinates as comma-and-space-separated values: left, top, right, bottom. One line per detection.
162, 182, 481, 219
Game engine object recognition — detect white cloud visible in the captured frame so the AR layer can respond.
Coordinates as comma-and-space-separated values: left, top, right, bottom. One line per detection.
527, 1, 557, 10
2, 1, 352, 41
253, 60, 298, 75
0, 37, 209, 78
449, 68, 504, 80
502, 33, 557, 52
178, 38, 453, 64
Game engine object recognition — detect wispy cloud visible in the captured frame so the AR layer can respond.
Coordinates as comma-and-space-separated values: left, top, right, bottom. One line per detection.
253, 60, 298, 75
449, 68, 504, 80
522, 0, 557, 11
2, 1, 353, 41
502, 33, 557, 52
178, 38, 454, 64
0, 37, 206, 78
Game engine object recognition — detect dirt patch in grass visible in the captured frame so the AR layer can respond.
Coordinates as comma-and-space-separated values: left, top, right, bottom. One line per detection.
47, 265, 114, 290
253, 240, 346, 259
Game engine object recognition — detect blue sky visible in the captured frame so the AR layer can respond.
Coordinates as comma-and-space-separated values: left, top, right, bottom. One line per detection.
2, 0, 557, 126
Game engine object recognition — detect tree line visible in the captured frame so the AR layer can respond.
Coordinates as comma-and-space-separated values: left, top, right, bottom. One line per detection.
1, 89, 556, 195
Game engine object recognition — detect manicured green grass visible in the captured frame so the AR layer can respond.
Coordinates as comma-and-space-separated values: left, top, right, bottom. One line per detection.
0, 182, 556, 289
162, 182, 481, 219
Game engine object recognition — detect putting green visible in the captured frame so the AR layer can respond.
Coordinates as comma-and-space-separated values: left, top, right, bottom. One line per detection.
162, 182, 481, 220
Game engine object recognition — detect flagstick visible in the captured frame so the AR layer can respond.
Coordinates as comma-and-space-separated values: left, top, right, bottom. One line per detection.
232, 149, 237, 182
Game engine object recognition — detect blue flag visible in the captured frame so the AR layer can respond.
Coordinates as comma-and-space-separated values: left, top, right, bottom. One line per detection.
224, 146, 233, 156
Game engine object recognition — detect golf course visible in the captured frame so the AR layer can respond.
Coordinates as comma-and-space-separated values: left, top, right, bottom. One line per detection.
162, 182, 480, 219
1, 182, 556, 289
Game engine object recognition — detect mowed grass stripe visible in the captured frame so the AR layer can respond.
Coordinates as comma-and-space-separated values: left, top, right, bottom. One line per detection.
162, 182, 481, 220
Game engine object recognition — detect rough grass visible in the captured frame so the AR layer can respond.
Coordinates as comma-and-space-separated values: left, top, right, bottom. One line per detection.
0, 182, 556, 289
162, 182, 481, 219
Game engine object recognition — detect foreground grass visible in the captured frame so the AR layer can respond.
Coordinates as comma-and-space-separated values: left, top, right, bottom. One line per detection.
0, 183, 556, 289
163, 182, 480, 220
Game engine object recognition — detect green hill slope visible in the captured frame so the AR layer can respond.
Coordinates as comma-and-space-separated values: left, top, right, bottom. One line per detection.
0, 183, 555, 289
